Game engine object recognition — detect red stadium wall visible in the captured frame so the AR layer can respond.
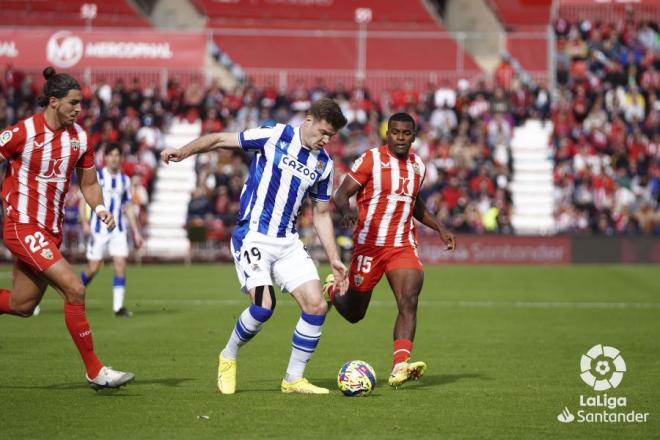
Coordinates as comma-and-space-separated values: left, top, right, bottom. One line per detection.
488, 0, 552, 30
194, 0, 437, 26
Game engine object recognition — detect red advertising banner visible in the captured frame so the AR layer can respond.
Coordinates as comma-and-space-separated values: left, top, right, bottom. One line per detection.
418, 235, 572, 265
0, 29, 205, 69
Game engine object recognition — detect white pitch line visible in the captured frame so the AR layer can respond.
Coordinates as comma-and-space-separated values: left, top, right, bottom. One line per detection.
36, 298, 660, 310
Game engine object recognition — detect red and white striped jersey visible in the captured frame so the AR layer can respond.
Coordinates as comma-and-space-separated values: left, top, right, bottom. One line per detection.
347, 145, 426, 247
0, 113, 94, 236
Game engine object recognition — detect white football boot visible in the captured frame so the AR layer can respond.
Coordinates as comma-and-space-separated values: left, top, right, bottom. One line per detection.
87, 366, 135, 390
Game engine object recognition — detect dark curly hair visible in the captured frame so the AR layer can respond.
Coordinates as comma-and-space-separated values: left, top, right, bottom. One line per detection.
37, 66, 81, 107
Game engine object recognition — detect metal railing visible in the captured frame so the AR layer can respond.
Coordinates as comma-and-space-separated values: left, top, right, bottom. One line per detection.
18, 67, 205, 92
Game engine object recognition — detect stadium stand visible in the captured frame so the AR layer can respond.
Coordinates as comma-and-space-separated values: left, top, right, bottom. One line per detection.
1, 0, 658, 263
2, 0, 150, 28
487, 0, 552, 30
551, 12, 659, 234
202, 0, 482, 92
193, 0, 439, 29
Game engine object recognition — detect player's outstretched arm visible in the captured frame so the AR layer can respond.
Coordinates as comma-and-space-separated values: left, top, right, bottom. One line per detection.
333, 175, 361, 228
413, 197, 456, 251
77, 167, 116, 231
124, 202, 144, 249
160, 132, 240, 164
312, 200, 349, 292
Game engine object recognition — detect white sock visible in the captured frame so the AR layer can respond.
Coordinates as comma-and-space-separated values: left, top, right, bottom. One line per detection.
285, 313, 325, 382
112, 287, 125, 312
112, 276, 126, 312
222, 304, 273, 360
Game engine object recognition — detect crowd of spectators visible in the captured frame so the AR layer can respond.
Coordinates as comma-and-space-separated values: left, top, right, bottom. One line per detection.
1, 11, 658, 259
552, 15, 659, 234
187, 73, 526, 250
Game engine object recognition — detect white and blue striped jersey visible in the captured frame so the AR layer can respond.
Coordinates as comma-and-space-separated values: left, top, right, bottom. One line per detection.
90, 167, 132, 235
232, 123, 333, 250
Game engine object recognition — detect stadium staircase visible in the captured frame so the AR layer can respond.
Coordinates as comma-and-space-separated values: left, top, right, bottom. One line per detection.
144, 119, 200, 260
434, 0, 504, 72
510, 120, 556, 234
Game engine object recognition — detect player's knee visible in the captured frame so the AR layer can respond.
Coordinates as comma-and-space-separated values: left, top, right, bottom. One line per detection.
399, 292, 419, 313
254, 285, 276, 311
301, 294, 327, 315
309, 298, 328, 315
63, 282, 86, 304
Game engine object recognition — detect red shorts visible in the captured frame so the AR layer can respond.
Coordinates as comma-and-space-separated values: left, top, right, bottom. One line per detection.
3, 221, 63, 274
349, 244, 423, 292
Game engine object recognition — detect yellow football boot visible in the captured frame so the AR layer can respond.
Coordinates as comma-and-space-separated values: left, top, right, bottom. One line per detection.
281, 377, 330, 394
388, 361, 427, 387
217, 353, 237, 394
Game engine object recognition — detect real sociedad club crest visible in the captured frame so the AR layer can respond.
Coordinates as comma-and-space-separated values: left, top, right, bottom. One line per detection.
70, 138, 80, 151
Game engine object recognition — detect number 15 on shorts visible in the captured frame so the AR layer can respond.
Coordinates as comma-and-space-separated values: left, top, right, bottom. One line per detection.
355, 255, 372, 273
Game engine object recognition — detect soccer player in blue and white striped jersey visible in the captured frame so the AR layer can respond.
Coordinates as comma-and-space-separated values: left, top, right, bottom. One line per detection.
80, 144, 144, 317
161, 98, 349, 394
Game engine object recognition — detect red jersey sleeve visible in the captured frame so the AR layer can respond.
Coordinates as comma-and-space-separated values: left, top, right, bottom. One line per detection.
0, 123, 26, 160
347, 150, 374, 186
75, 131, 95, 168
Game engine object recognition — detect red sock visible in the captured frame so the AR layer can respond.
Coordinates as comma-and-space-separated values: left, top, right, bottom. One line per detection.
0, 289, 12, 314
393, 339, 413, 366
64, 303, 103, 379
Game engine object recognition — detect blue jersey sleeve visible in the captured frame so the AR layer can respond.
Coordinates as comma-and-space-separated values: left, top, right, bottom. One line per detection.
238, 126, 276, 153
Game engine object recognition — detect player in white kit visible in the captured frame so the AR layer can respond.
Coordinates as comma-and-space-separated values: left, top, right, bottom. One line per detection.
161, 98, 349, 394
80, 143, 143, 317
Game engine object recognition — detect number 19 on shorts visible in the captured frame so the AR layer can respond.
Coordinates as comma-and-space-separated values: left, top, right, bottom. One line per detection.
355, 255, 372, 273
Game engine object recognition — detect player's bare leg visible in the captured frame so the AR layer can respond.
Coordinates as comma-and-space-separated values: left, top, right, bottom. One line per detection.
43, 258, 134, 389
328, 284, 372, 323
386, 268, 426, 387
0, 261, 48, 317
280, 280, 330, 394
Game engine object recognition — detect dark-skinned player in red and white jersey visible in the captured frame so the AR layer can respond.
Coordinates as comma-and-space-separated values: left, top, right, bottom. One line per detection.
324, 113, 456, 387
0, 67, 134, 390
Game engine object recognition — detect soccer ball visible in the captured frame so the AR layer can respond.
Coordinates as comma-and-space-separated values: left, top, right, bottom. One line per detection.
337, 360, 377, 396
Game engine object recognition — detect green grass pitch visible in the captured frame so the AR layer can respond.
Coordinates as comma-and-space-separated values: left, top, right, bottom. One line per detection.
1, 264, 659, 439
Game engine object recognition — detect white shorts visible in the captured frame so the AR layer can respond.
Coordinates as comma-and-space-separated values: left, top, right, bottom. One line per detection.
86, 232, 129, 260
230, 231, 319, 294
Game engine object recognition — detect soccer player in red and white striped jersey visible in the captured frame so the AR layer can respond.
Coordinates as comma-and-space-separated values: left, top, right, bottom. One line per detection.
325, 113, 455, 387
0, 67, 134, 390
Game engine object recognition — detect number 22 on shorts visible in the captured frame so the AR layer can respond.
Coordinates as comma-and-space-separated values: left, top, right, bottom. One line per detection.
355, 255, 372, 273
24, 231, 49, 253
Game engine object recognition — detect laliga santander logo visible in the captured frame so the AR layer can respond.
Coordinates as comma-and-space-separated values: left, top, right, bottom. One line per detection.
47, 31, 84, 68
580, 344, 626, 391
